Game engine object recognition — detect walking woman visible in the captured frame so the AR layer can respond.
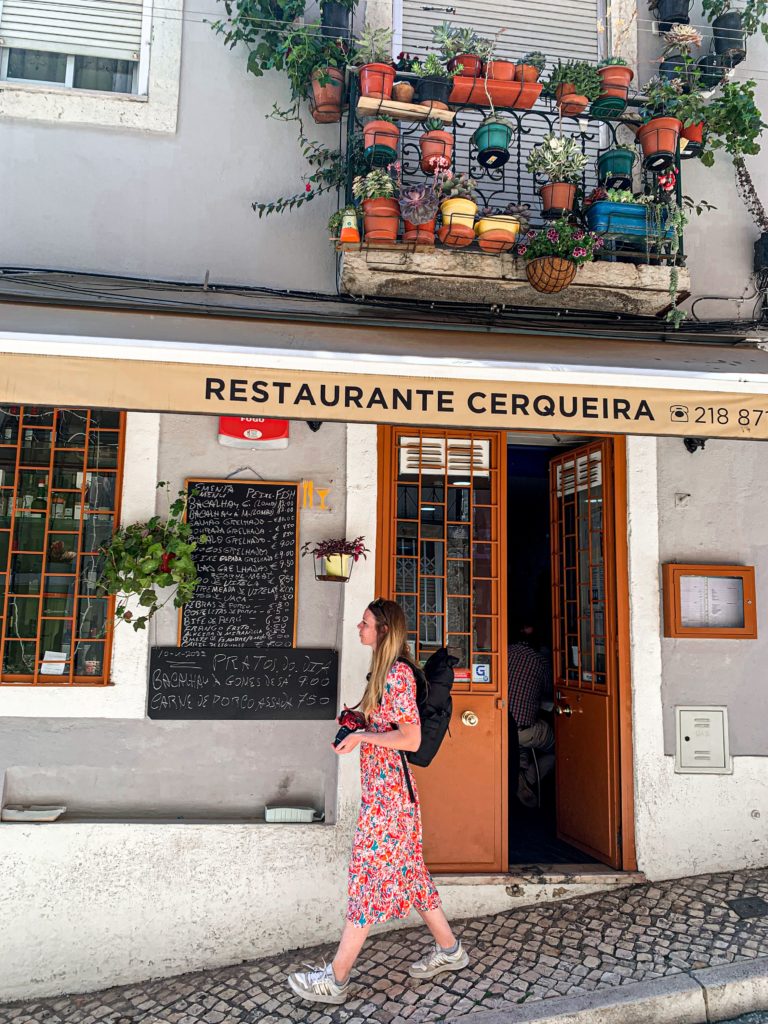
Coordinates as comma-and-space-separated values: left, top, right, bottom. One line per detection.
288, 598, 468, 1005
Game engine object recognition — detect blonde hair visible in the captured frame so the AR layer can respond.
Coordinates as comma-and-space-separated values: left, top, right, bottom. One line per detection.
360, 599, 414, 717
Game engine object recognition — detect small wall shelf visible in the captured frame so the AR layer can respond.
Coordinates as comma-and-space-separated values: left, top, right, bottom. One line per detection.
355, 96, 455, 124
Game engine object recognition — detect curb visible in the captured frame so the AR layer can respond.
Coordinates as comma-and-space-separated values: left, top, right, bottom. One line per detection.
446, 955, 768, 1024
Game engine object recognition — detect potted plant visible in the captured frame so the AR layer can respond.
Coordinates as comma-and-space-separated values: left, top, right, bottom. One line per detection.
527, 133, 587, 218
272, 26, 349, 124
329, 205, 360, 243
431, 22, 492, 77
671, 85, 709, 158
638, 76, 684, 170
472, 115, 515, 168
356, 25, 395, 98
696, 54, 727, 90
516, 219, 601, 294
474, 204, 524, 252
648, 0, 692, 30
701, 0, 756, 66
362, 113, 400, 164
659, 25, 701, 88
410, 53, 456, 108
352, 168, 399, 241
597, 144, 637, 187
516, 51, 546, 82
593, 56, 634, 117
419, 117, 454, 171
320, 0, 356, 40
584, 186, 675, 239
438, 172, 479, 246
98, 482, 204, 631
399, 182, 440, 244
301, 536, 369, 581
702, 80, 767, 228
547, 60, 601, 116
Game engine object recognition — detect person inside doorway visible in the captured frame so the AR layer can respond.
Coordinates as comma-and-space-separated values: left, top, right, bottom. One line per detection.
287, 598, 468, 1005
508, 623, 555, 808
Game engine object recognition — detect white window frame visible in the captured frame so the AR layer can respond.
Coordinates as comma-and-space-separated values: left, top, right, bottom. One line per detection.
0, 0, 181, 133
0, 48, 140, 94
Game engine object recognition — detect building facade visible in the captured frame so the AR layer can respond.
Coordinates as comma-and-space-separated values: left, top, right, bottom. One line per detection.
0, 0, 767, 1002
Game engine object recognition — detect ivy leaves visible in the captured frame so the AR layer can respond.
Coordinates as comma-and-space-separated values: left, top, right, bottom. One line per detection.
98, 482, 206, 631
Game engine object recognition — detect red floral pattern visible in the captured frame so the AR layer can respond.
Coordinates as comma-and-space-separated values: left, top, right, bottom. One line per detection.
346, 661, 442, 927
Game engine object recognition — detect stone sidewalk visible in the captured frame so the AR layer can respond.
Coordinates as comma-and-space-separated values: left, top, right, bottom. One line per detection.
2, 867, 767, 1024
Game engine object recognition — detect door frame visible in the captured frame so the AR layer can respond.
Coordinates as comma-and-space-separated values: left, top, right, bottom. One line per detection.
376, 427, 635, 873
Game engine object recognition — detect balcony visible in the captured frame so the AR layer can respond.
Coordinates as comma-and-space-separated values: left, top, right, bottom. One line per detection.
338, 71, 691, 318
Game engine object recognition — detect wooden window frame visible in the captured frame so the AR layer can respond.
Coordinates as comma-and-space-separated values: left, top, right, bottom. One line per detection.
0, 405, 126, 686
662, 563, 757, 639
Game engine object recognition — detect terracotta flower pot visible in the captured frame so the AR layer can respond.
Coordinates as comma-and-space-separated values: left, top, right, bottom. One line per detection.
359, 62, 396, 99
438, 223, 475, 247
392, 81, 415, 103
483, 59, 516, 81
475, 215, 520, 253
403, 217, 436, 244
362, 119, 400, 163
525, 257, 577, 294
556, 83, 589, 116
680, 119, 704, 159
310, 67, 344, 124
681, 121, 704, 144
540, 182, 577, 218
637, 116, 682, 171
448, 53, 483, 77
419, 128, 453, 172
516, 63, 541, 82
440, 197, 477, 232
592, 64, 634, 116
362, 197, 400, 241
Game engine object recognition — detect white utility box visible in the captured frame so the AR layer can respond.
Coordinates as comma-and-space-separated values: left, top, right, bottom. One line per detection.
675, 706, 732, 774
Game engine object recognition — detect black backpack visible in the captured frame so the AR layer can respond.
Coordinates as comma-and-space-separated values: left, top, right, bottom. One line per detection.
396, 648, 458, 801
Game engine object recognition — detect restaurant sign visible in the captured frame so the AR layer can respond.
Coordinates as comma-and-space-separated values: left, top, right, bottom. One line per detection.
3, 351, 768, 440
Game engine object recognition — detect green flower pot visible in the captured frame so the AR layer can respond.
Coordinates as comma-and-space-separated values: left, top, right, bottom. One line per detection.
472, 119, 513, 168
597, 148, 635, 187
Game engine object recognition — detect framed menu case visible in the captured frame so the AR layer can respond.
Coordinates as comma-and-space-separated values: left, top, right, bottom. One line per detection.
662, 564, 757, 639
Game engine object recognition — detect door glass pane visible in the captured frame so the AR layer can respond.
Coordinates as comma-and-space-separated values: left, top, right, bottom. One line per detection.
474, 617, 492, 652
74, 641, 105, 676
398, 593, 417, 627
3, 640, 37, 675
447, 487, 470, 521
8, 596, 40, 638
87, 432, 120, 469
10, 554, 43, 594
447, 596, 470, 633
397, 484, 419, 519
473, 578, 493, 615
0, 408, 20, 443
447, 633, 469, 667
473, 543, 492, 578
447, 559, 469, 595
19, 429, 51, 466
419, 576, 444, 615
473, 507, 492, 540
447, 524, 469, 557
420, 539, 444, 577
396, 558, 417, 593
472, 477, 491, 505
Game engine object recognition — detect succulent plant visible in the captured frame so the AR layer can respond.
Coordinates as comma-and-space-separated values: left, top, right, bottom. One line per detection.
518, 51, 547, 72
526, 133, 587, 183
352, 167, 397, 200
661, 24, 703, 55
439, 171, 478, 200
355, 24, 393, 65
399, 183, 440, 224
431, 22, 493, 60
410, 53, 452, 77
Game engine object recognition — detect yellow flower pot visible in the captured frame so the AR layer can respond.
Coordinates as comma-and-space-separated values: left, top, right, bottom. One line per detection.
323, 553, 353, 579
474, 215, 520, 253
440, 197, 477, 232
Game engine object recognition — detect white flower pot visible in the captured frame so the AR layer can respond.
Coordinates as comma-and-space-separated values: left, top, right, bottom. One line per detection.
323, 554, 353, 579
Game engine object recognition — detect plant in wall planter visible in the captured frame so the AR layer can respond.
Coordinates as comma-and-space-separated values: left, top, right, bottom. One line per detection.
637, 76, 684, 170
301, 536, 370, 582
352, 167, 400, 241
516, 51, 546, 82
648, 0, 692, 31
584, 186, 676, 239
438, 172, 479, 246
669, 84, 709, 159
472, 115, 515, 168
517, 219, 601, 294
99, 482, 205, 631
701, 0, 766, 66
263, 25, 350, 124
419, 118, 454, 171
593, 56, 634, 117
597, 144, 637, 187
321, 0, 357, 40
431, 22, 492, 77
399, 181, 441, 243
658, 24, 702, 90
547, 60, 601, 116
362, 114, 400, 165
410, 53, 456, 109
474, 204, 525, 252
328, 205, 360, 243
527, 133, 587, 218
356, 25, 395, 98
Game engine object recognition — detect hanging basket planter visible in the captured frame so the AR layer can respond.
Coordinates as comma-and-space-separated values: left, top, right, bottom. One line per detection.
320, 1, 350, 39
597, 147, 636, 188
680, 120, 704, 159
419, 128, 453, 172
363, 119, 400, 165
637, 116, 682, 171
653, 0, 692, 30
310, 67, 344, 124
712, 12, 747, 67
525, 257, 577, 294
592, 65, 634, 117
361, 198, 400, 241
540, 182, 577, 219
359, 63, 396, 99
697, 54, 726, 89
475, 216, 520, 253
403, 217, 436, 244
555, 84, 589, 116
472, 117, 513, 168
302, 536, 369, 583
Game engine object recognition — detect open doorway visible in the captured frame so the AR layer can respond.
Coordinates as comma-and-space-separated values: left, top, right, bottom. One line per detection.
506, 437, 603, 866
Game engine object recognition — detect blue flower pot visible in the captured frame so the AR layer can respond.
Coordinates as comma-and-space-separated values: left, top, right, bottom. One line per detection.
585, 201, 673, 239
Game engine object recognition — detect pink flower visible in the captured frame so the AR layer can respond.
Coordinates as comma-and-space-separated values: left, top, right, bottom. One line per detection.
573, 229, 585, 240
517, 244, 528, 255
573, 246, 587, 258
594, 237, 605, 249
527, 229, 537, 238
546, 228, 559, 242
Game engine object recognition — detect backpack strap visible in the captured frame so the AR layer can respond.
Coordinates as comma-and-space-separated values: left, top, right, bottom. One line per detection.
399, 750, 415, 803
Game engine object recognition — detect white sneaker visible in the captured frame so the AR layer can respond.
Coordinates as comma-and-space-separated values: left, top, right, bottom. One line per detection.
287, 961, 349, 1004
409, 940, 469, 980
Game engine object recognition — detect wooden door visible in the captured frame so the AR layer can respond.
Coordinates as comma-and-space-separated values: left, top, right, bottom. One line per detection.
549, 440, 622, 868
378, 427, 507, 873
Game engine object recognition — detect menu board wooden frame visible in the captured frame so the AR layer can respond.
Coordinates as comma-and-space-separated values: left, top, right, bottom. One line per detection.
179, 478, 300, 647
662, 563, 757, 639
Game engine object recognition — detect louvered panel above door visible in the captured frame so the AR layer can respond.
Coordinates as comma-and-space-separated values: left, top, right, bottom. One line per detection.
0, 0, 145, 59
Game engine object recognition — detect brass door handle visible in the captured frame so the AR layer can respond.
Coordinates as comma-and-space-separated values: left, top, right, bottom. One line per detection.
461, 710, 479, 727
555, 705, 572, 717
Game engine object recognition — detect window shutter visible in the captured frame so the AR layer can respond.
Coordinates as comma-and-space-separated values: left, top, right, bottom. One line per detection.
399, 436, 491, 477
0, 0, 145, 60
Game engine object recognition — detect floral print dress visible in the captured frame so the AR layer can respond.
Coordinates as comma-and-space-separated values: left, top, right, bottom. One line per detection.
346, 660, 442, 927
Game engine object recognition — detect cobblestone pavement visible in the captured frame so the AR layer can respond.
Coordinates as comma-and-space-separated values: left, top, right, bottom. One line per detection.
2, 868, 767, 1024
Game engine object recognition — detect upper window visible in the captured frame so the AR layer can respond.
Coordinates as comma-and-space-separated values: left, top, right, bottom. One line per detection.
0, 406, 125, 686
1, 48, 138, 93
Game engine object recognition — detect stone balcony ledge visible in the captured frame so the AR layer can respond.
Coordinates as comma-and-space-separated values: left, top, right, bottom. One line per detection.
340, 248, 690, 318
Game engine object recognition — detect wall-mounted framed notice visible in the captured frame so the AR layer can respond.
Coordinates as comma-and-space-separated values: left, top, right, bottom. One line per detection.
662, 564, 757, 639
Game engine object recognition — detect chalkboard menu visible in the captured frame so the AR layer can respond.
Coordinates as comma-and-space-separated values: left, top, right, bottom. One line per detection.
148, 647, 338, 720
180, 479, 299, 648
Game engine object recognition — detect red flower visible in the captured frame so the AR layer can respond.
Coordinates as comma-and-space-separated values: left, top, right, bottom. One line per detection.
160, 552, 176, 574
305, 183, 311, 192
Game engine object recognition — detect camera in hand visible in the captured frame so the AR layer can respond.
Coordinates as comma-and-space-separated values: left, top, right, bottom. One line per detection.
333, 707, 367, 747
